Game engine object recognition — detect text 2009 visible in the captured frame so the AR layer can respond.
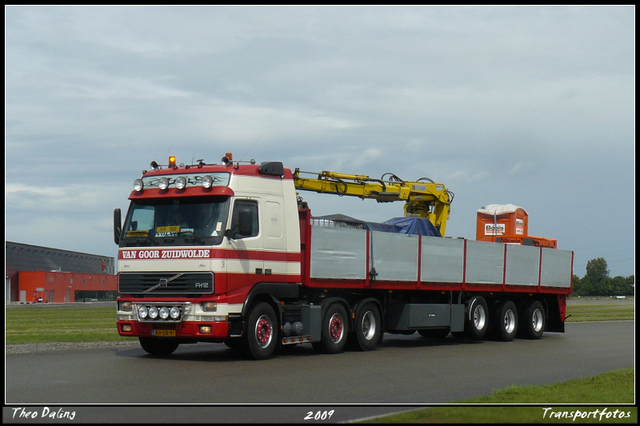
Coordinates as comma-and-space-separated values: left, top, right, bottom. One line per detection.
304, 410, 335, 421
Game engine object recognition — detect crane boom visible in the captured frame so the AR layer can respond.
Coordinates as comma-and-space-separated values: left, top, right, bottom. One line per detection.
293, 168, 453, 236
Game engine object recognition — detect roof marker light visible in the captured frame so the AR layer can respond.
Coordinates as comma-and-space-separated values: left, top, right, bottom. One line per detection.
133, 179, 144, 192
175, 176, 187, 190
159, 177, 170, 190
169, 156, 177, 169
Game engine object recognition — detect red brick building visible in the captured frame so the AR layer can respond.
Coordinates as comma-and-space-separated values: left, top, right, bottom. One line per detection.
17, 271, 117, 303
6, 241, 117, 303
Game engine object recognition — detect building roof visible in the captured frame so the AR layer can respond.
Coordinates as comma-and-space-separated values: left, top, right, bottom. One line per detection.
5, 241, 115, 278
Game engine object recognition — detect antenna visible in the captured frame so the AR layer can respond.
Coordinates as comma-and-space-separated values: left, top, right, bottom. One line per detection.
239, 136, 261, 163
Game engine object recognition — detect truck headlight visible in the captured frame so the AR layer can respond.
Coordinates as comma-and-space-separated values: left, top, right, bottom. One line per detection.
138, 306, 148, 319
170, 306, 181, 319
202, 302, 217, 312
148, 306, 158, 319
159, 307, 170, 319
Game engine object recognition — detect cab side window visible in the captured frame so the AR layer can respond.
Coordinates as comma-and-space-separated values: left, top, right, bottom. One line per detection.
230, 200, 259, 238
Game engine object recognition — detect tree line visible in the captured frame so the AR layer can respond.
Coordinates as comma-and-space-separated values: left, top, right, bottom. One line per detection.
571, 257, 635, 297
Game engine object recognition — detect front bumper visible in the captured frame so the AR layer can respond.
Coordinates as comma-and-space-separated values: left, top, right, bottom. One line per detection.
117, 320, 229, 340
116, 299, 231, 340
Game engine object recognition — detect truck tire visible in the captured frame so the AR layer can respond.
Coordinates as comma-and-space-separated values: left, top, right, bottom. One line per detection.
139, 337, 179, 356
520, 300, 545, 339
354, 301, 381, 351
313, 303, 349, 354
492, 300, 518, 341
244, 302, 279, 360
465, 296, 489, 340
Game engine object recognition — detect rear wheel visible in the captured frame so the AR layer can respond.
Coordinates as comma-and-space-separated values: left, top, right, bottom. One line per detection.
139, 337, 179, 356
520, 300, 545, 339
465, 296, 489, 340
313, 303, 349, 354
244, 302, 279, 360
493, 300, 518, 341
353, 302, 381, 351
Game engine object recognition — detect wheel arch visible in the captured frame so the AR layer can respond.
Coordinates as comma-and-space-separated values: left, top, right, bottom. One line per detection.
241, 282, 299, 320
319, 296, 351, 316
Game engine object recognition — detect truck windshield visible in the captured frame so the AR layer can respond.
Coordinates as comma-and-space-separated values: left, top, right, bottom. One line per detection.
120, 196, 230, 247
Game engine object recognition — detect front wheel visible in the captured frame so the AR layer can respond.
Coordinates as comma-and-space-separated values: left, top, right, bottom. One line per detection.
244, 302, 279, 360
139, 337, 179, 356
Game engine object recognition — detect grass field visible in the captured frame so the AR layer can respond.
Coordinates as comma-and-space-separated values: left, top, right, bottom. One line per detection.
565, 301, 634, 322
362, 369, 636, 423
5, 303, 135, 344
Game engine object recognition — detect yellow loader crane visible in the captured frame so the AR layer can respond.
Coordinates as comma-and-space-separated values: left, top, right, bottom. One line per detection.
292, 168, 454, 236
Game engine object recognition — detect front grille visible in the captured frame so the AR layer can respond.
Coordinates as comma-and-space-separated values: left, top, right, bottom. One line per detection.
118, 272, 214, 295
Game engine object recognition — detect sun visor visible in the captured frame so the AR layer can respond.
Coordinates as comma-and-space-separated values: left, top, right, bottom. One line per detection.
258, 162, 285, 177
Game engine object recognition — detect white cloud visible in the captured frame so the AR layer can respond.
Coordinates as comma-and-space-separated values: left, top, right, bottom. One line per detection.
508, 161, 536, 176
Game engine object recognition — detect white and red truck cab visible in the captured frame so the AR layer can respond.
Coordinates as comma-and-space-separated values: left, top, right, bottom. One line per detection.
115, 154, 573, 359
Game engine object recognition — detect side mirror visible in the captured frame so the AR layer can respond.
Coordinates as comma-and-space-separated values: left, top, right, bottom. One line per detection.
114, 208, 122, 245
225, 207, 254, 239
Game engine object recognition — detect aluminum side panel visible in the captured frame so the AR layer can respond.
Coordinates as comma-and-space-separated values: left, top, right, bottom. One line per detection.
465, 240, 504, 285
540, 248, 573, 288
505, 244, 540, 286
421, 237, 464, 283
370, 231, 418, 282
310, 227, 367, 279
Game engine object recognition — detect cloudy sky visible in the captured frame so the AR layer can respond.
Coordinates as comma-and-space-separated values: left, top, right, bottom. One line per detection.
5, 5, 635, 278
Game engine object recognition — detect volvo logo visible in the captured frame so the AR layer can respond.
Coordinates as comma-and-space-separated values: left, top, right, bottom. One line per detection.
144, 273, 184, 293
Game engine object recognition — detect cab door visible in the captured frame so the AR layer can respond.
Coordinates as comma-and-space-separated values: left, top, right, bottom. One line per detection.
227, 199, 263, 288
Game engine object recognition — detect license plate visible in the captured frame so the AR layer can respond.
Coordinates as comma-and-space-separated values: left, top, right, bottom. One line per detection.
152, 329, 176, 337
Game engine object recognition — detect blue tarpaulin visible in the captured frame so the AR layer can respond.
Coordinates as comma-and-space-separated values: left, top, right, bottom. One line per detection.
314, 214, 441, 237
381, 217, 441, 237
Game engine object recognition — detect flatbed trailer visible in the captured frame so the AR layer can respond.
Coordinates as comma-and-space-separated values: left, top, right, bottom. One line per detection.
115, 155, 573, 359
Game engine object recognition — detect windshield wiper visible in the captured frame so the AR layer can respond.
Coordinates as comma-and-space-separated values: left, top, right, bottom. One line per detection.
125, 236, 159, 247
183, 235, 205, 245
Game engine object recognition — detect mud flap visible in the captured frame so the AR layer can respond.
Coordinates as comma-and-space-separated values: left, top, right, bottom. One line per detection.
450, 304, 465, 333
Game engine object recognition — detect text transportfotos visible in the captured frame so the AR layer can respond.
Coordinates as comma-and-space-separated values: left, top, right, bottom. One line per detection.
542, 407, 631, 421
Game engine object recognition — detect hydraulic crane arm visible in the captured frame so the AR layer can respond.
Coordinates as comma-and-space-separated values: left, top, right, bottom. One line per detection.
293, 168, 454, 236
